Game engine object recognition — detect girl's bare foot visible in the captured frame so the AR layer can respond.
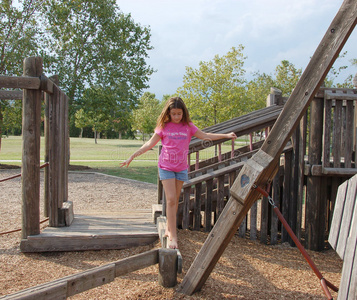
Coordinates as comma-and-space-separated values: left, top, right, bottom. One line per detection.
168, 237, 178, 249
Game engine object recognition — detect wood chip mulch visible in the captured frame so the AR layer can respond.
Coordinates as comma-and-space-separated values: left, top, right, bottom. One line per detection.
0, 170, 342, 299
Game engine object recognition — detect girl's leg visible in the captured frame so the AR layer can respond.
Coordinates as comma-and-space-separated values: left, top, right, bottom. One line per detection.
162, 178, 183, 249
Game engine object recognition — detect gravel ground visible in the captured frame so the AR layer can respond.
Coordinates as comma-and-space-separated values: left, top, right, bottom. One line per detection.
0, 169, 342, 299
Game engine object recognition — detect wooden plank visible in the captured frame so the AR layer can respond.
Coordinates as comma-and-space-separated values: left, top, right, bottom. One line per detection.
0, 90, 22, 100
324, 89, 357, 100
306, 97, 324, 250
336, 176, 357, 259
296, 112, 307, 241
260, 195, 269, 243
1, 249, 159, 299
333, 99, 343, 167
49, 84, 61, 227
115, 249, 159, 276
0, 75, 40, 89
216, 175, 225, 219
0, 281, 67, 300
282, 150, 292, 243
182, 187, 191, 230
311, 165, 357, 176
204, 179, 213, 232
329, 179, 348, 250
21, 57, 43, 239
194, 183, 202, 230
323, 97, 332, 167
344, 100, 354, 168
270, 173, 280, 245
337, 190, 357, 300
189, 105, 282, 152
67, 264, 115, 296
249, 201, 257, 240
178, 1, 357, 294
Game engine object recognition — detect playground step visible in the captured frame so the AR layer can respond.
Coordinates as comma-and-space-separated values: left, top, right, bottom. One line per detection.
20, 210, 158, 252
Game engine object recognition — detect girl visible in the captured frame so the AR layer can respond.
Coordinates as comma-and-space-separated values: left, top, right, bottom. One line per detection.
120, 97, 237, 249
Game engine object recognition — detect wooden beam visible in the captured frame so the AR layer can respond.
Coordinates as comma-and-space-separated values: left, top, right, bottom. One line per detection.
0, 75, 40, 89
311, 165, 357, 176
2, 249, 159, 299
178, 0, 357, 295
0, 90, 22, 100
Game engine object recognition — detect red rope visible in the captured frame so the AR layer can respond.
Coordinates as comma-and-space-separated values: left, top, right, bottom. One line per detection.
0, 162, 49, 183
0, 218, 49, 236
254, 185, 338, 299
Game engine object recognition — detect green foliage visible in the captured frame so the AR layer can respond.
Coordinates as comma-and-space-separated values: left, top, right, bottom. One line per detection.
177, 46, 247, 128
40, 0, 154, 121
246, 72, 275, 111
131, 92, 161, 137
0, 0, 41, 76
274, 60, 302, 97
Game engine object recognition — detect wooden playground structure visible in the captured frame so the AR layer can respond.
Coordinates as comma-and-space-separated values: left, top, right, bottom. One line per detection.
1, 0, 356, 298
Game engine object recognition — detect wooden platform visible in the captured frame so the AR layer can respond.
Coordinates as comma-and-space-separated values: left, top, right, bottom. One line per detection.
20, 210, 159, 252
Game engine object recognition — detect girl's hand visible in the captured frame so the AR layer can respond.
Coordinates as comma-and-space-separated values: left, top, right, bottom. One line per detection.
227, 132, 237, 140
120, 157, 133, 168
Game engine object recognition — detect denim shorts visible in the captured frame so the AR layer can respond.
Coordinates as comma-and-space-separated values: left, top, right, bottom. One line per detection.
159, 168, 188, 182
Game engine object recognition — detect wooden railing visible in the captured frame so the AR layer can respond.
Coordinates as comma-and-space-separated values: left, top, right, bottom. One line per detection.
0, 57, 71, 242
158, 87, 357, 251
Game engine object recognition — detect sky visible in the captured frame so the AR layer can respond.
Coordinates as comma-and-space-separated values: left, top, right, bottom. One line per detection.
116, 0, 357, 100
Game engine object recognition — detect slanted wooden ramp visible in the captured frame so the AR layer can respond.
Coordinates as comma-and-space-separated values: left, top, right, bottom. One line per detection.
20, 210, 159, 252
178, 0, 357, 295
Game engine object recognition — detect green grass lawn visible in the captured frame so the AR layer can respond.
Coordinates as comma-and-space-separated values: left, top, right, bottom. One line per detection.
0, 135, 249, 184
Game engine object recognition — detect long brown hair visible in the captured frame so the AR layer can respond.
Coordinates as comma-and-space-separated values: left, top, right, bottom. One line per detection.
156, 97, 191, 128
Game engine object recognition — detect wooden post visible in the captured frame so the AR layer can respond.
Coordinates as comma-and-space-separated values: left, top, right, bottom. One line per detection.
49, 84, 60, 227
158, 248, 177, 287
178, 1, 357, 294
44, 75, 59, 218
21, 57, 43, 239
306, 97, 325, 251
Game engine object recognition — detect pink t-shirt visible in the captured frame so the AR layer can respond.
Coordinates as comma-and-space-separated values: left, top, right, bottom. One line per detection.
155, 122, 198, 172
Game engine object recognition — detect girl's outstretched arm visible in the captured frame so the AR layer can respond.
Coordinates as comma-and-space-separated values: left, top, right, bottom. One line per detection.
194, 129, 237, 141
119, 133, 161, 168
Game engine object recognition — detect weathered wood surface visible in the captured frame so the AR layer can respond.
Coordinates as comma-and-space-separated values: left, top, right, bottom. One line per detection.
21, 57, 43, 239
0, 90, 22, 100
20, 210, 158, 252
0, 249, 159, 300
178, 0, 357, 294
189, 105, 282, 152
328, 174, 357, 300
0, 75, 40, 89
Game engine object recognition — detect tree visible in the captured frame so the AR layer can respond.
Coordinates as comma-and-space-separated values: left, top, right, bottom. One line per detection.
0, 0, 41, 76
0, 0, 42, 149
177, 46, 247, 129
274, 60, 302, 97
131, 92, 161, 141
40, 0, 154, 127
74, 108, 88, 138
246, 72, 275, 111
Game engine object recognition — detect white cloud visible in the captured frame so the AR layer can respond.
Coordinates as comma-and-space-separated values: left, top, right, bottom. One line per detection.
117, 0, 356, 99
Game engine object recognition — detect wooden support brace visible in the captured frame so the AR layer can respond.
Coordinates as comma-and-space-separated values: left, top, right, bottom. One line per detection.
177, 150, 274, 295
